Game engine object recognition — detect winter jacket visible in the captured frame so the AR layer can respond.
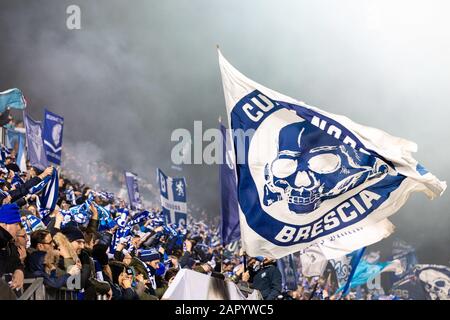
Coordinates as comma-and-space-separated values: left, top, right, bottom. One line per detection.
0, 225, 23, 277
251, 264, 282, 300
25, 250, 70, 289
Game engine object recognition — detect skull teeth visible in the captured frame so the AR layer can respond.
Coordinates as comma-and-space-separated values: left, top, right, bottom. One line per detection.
288, 192, 321, 205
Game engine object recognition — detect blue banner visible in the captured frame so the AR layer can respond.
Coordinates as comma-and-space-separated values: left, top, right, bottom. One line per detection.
124, 171, 142, 210
220, 123, 240, 245
277, 254, 299, 291
390, 239, 418, 284
336, 247, 366, 295
43, 109, 64, 165
24, 113, 49, 171
157, 168, 187, 226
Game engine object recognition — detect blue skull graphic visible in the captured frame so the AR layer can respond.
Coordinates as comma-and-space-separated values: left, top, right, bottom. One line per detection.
263, 121, 388, 214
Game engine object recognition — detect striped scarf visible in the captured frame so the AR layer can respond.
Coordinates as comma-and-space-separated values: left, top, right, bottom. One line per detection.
21, 214, 46, 234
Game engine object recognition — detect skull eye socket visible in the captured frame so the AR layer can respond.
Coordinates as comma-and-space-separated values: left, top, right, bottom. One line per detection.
271, 158, 297, 178
308, 153, 341, 174
435, 280, 446, 288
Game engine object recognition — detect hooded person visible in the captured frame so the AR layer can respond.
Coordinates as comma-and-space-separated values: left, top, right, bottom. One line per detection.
0, 203, 24, 291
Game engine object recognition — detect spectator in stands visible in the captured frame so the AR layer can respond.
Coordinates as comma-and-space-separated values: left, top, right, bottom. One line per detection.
115, 267, 139, 300
138, 248, 163, 296
0, 203, 25, 292
242, 257, 282, 300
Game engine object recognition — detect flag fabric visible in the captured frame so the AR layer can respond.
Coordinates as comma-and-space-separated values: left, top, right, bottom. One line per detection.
114, 207, 130, 228
336, 258, 400, 294
337, 247, 366, 296
217, 49, 446, 259
390, 239, 419, 283
277, 254, 299, 291
0, 88, 26, 113
157, 168, 187, 226
299, 245, 329, 277
124, 171, 142, 210
17, 132, 27, 172
39, 168, 59, 211
96, 203, 116, 231
298, 219, 394, 277
24, 113, 49, 171
415, 264, 450, 300
0, 144, 11, 164
390, 273, 428, 300
220, 123, 240, 245
126, 210, 152, 228
43, 109, 64, 165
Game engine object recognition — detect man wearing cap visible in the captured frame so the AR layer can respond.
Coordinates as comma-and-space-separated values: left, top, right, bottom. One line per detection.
138, 248, 162, 296
0, 203, 25, 293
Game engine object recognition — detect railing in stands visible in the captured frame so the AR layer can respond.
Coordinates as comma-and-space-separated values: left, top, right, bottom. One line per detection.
18, 278, 46, 300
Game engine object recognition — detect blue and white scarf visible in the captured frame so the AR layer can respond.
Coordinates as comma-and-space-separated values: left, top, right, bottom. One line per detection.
21, 214, 46, 234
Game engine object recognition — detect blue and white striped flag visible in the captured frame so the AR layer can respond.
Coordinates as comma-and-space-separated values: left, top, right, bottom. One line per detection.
39, 168, 59, 211
0, 144, 10, 164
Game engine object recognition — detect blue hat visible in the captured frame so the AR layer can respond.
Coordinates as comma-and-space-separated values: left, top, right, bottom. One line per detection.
139, 248, 160, 262
0, 203, 21, 224
255, 256, 264, 262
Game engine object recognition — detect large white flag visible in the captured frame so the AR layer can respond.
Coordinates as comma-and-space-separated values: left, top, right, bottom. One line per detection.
218, 49, 446, 259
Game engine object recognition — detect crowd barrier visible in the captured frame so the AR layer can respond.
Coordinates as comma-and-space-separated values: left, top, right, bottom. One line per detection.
2, 275, 110, 300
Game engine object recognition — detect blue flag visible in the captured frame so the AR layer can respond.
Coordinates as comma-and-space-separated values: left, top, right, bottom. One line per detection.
6, 128, 27, 171
220, 123, 240, 245
157, 168, 187, 226
277, 254, 299, 291
0, 88, 27, 113
43, 109, 64, 165
24, 113, 49, 171
124, 171, 142, 210
390, 239, 418, 284
336, 247, 366, 296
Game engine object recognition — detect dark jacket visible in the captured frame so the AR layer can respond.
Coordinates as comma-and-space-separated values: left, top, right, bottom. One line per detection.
179, 251, 196, 269
0, 226, 23, 277
25, 250, 70, 289
251, 264, 282, 300
110, 283, 139, 300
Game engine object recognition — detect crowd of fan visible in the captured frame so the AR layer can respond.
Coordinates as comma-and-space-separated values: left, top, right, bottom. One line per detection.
0, 144, 291, 300
0, 145, 397, 300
